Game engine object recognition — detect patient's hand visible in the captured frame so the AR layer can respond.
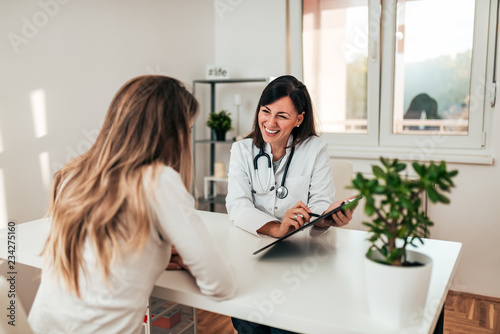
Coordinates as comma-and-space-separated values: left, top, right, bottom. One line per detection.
166, 246, 190, 272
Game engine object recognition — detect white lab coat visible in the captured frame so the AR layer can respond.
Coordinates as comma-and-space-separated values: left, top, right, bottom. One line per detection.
226, 135, 335, 236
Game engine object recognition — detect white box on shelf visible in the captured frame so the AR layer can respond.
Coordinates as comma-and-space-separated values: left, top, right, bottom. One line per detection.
203, 176, 228, 199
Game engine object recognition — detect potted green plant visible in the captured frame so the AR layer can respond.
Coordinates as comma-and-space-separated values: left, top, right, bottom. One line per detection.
347, 157, 458, 326
206, 110, 232, 141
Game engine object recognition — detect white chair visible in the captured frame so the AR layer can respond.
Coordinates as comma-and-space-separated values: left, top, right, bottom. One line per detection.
331, 159, 354, 202
331, 159, 368, 231
0, 273, 34, 334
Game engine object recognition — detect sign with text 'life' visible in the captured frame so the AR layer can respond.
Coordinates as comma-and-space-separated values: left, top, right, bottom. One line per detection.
206, 65, 230, 80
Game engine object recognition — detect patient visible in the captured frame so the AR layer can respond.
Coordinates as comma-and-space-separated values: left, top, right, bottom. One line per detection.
28, 75, 236, 333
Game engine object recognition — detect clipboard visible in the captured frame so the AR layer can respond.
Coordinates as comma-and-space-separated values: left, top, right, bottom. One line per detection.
253, 195, 362, 255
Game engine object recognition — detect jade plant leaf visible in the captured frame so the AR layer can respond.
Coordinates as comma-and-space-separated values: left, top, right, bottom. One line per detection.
352, 157, 458, 266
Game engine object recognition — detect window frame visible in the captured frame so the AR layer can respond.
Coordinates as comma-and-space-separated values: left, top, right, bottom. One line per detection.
302, 0, 381, 147
379, 0, 490, 150
292, 0, 497, 164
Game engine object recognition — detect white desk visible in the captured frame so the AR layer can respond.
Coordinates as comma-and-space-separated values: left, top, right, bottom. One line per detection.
0, 211, 461, 334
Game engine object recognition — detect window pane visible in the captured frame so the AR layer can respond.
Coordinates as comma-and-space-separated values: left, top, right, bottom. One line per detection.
303, 0, 369, 134
393, 0, 475, 135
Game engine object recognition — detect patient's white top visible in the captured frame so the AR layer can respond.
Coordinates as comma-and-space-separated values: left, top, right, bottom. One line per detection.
28, 166, 236, 334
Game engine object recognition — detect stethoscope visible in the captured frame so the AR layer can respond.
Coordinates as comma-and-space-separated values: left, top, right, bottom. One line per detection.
252, 145, 295, 199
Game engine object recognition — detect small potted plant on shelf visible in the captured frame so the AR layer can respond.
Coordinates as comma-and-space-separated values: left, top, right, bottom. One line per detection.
206, 110, 232, 141
347, 157, 458, 327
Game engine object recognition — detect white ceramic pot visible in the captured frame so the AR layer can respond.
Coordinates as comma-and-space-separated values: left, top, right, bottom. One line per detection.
364, 250, 433, 328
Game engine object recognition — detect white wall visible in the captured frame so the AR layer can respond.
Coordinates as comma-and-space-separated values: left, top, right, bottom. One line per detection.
0, 0, 215, 226
0, 0, 215, 312
194, 0, 287, 194
429, 160, 500, 298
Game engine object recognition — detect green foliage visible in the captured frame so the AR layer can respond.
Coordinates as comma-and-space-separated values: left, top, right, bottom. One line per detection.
404, 51, 471, 116
345, 51, 471, 120
206, 110, 232, 132
352, 157, 458, 266
346, 54, 368, 119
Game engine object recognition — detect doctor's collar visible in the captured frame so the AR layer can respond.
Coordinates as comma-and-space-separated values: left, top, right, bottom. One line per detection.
261, 135, 295, 157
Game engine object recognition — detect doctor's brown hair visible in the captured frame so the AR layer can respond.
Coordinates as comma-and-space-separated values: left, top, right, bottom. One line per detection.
248, 75, 317, 149
43, 75, 198, 297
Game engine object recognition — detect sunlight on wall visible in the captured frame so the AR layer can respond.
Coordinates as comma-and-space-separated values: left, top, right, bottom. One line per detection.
0, 169, 8, 229
39, 151, 51, 190
30, 89, 48, 138
0, 126, 4, 153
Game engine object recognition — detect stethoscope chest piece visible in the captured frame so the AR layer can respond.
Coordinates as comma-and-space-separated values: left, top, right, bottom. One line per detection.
276, 185, 288, 199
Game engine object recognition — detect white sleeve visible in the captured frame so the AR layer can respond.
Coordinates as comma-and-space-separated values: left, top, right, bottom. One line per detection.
306, 140, 336, 237
307, 141, 335, 214
226, 143, 277, 236
151, 167, 236, 300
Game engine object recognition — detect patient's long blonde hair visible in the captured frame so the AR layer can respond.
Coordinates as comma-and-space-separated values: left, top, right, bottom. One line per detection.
43, 76, 198, 297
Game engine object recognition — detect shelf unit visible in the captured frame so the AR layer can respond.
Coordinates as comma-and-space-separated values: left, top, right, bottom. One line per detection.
145, 297, 197, 334
192, 78, 268, 211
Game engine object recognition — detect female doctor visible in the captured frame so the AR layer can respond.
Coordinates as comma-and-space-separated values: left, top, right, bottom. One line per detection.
226, 74, 355, 239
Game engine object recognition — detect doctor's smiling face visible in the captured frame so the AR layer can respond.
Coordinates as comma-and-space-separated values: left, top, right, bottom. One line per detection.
250, 75, 317, 154
259, 96, 304, 154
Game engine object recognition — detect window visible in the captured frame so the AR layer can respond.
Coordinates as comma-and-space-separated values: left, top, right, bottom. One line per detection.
303, 0, 379, 146
302, 0, 497, 162
392, 0, 474, 136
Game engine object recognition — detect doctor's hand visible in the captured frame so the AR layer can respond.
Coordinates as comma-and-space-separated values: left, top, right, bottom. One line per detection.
314, 196, 358, 229
258, 201, 312, 238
